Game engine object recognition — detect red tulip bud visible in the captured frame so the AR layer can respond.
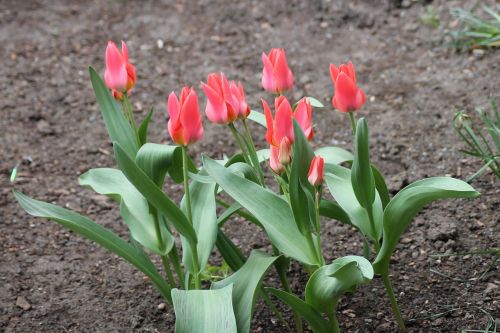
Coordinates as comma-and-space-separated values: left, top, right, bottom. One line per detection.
308, 156, 324, 187
330, 61, 365, 113
167, 87, 204, 146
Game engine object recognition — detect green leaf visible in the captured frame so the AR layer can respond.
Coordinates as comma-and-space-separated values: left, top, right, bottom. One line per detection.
290, 120, 316, 234
319, 199, 351, 226
324, 164, 384, 242
14, 190, 172, 302
181, 174, 217, 275
212, 251, 277, 333
306, 97, 325, 108
172, 284, 237, 333
256, 148, 270, 162
305, 256, 373, 314
373, 177, 479, 275
114, 142, 197, 245
247, 110, 266, 127
315, 147, 353, 165
216, 229, 247, 271
89, 67, 138, 158
351, 118, 376, 209
135, 143, 195, 187
203, 155, 318, 265
138, 108, 154, 146
79, 168, 173, 255
372, 165, 390, 209
266, 288, 331, 333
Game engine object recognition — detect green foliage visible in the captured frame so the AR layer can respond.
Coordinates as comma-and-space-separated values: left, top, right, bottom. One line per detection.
450, 6, 500, 49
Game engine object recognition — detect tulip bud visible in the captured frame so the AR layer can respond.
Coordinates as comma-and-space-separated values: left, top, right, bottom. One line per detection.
308, 156, 324, 187
167, 87, 204, 146
104, 41, 136, 100
261, 48, 294, 94
330, 61, 365, 113
294, 97, 314, 141
278, 137, 292, 166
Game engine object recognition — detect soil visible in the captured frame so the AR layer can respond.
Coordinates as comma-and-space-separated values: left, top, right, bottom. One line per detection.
1, 0, 499, 332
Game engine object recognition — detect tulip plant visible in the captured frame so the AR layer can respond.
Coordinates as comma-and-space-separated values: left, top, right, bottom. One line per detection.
13, 41, 480, 333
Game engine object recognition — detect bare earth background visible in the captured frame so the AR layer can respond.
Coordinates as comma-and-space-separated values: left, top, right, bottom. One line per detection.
1, 0, 499, 332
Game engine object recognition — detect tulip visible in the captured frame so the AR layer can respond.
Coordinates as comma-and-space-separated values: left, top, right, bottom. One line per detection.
167, 87, 203, 146
263, 96, 294, 173
261, 48, 294, 94
308, 156, 324, 187
330, 61, 365, 113
294, 97, 314, 141
201, 73, 250, 124
104, 41, 136, 100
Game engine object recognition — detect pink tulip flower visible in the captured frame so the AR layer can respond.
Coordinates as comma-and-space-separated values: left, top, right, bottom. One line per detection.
261, 48, 294, 94
294, 97, 314, 141
104, 41, 136, 100
330, 61, 365, 113
167, 87, 204, 146
308, 156, 324, 187
201, 73, 250, 124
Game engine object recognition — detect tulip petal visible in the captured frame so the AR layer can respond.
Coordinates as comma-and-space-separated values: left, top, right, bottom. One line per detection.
262, 99, 274, 145
261, 52, 275, 92
201, 82, 228, 124
180, 89, 203, 144
330, 63, 339, 83
274, 97, 294, 144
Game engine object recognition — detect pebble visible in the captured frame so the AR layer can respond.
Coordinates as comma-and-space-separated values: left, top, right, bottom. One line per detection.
157, 303, 166, 310
16, 296, 31, 310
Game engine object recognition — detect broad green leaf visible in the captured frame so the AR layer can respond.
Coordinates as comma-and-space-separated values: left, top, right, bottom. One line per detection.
137, 108, 153, 146
212, 251, 277, 333
79, 168, 173, 255
306, 97, 325, 108
114, 142, 197, 245
203, 156, 318, 265
14, 190, 172, 302
247, 110, 266, 127
305, 256, 373, 314
172, 284, 237, 333
135, 143, 195, 187
216, 229, 246, 271
315, 146, 353, 165
89, 67, 138, 158
319, 199, 351, 226
373, 177, 479, 275
351, 118, 376, 209
228, 162, 260, 184
256, 148, 270, 162
266, 288, 331, 333
180, 174, 217, 275
290, 121, 316, 234
324, 164, 383, 242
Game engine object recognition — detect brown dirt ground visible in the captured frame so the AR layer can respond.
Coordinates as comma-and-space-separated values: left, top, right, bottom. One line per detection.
1, 0, 499, 332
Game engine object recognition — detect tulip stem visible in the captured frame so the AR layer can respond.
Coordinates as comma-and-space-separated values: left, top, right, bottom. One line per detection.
122, 93, 140, 146
151, 208, 176, 288
314, 188, 325, 266
276, 262, 303, 333
229, 123, 251, 165
182, 145, 201, 289
242, 119, 266, 186
348, 111, 357, 135
169, 245, 185, 286
382, 273, 406, 332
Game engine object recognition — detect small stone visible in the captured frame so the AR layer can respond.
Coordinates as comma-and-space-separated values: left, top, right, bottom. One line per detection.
157, 303, 166, 310
485, 283, 497, 294
472, 49, 485, 58
36, 120, 54, 135
16, 296, 31, 310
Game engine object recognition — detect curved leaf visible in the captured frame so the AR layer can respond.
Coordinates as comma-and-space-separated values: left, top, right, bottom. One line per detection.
266, 288, 331, 333
247, 110, 266, 127
172, 284, 237, 333
212, 251, 277, 333
373, 177, 479, 275
351, 118, 376, 209
319, 199, 351, 226
203, 155, 318, 265
315, 147, 353, 165
79, 168, 173, 255
216, 229, 246, 271
114, 142, 197, 245
89, 67, 138, 158
14, 190, 172, 302
372, 165, 390, 209
138, 108, 154, 146
305, 256, 373, 314
324, 164, 383, 242
180, 173, 217, 275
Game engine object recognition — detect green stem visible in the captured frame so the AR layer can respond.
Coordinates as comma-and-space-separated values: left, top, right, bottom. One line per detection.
260, 289, 291, 332
382, 273, 406, 332
348, 111, 357, 135
366, 206, 381, 252
242, 119, 266, 186
314, 189, 325, 266
169, 246, 185, 287
161, 255, 176, 287
229, 123, 251, 165
122, 93, 140, 146
276, 265, 303, 333
326, 309, 341, 333
182, 146, 201, 289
